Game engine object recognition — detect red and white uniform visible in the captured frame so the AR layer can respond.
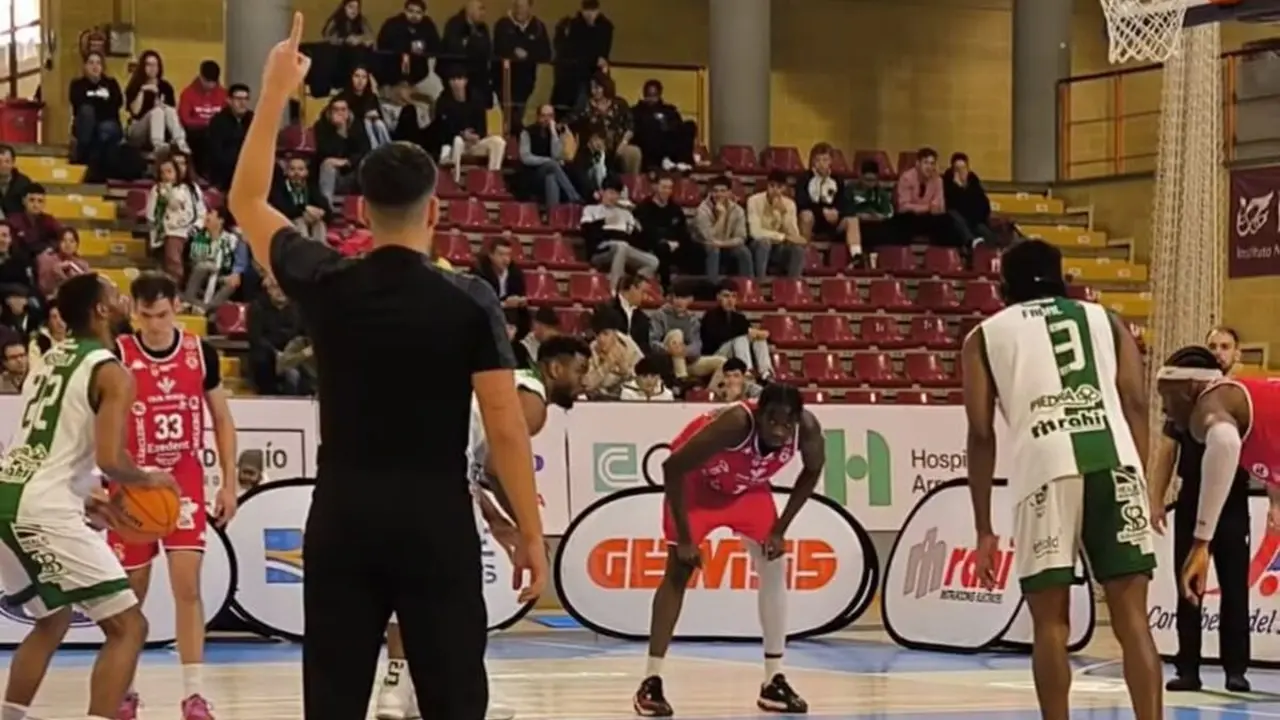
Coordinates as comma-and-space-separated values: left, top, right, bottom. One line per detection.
108, 330, 209, 567
662, 401, 799, 545
1214, 376, 1280, 486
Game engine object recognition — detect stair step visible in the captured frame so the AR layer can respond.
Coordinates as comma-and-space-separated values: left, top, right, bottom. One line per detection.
1063, 257, 1148, 283
990, 193, 1065, 215
1020, 224, 1107, 249
78, 229, 146, 261
16, 156, 86, 184
1094, 290, 1152, 318
44, 194, 116, 222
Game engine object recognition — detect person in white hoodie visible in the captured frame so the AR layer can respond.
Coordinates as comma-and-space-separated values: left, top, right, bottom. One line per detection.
620, 355, 674, 402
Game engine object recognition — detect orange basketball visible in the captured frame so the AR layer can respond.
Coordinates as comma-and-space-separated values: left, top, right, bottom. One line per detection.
111, 485, 181, 543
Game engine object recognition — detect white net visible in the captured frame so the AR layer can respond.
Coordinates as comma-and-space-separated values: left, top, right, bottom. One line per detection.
1146, 21, 1224, 443
1102, 0, 1190, 62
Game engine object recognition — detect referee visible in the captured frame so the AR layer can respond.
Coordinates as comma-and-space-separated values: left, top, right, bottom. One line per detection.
1149, 326, 1250, 693
227, 14, 548, 720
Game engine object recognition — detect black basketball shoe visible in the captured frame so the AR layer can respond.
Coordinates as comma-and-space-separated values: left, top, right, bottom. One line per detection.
758, 674, 808, 714
633, 676, 673, 717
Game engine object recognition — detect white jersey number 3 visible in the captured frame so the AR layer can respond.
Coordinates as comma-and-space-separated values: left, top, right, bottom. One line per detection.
1048, 319, 1086, 376
154, 413, 184, 440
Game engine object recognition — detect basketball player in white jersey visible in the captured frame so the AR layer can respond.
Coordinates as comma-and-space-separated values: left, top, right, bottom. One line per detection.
962, 240, 1163, 720
0, 274, 174, 720
376, 335, 590, 720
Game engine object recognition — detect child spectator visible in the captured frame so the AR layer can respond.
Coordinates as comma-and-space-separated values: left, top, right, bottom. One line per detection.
584, 306, 642, 399
146, 157, 202, 281
183, 206, 248, 311
620, 355, 674, 401
36, 228, 90, 299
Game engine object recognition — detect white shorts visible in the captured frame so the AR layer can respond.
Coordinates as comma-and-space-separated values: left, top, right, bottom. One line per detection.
0, 517, 136, 621
1013, 467, 1156, 592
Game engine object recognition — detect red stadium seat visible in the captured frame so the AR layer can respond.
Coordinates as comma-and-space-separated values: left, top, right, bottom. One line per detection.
844, 390, 883, 404
908, 316, 956, 349
124, 189, 149, 219
439, 230, 474, 265
819, 278, 865, 311
531, 235, 582, 269
760, 314, 813, 349
203, 188, 224, 210
525, 270, 566, 304
761, 146, 803, 173
972, 245, 1000, 276
895, 391, 932, 405
828, 147, 851, 176
803, 246, 833, 276
434, 172, 466, 199
802, 352, 856, 387
771, 352, 796, 382
278, 124, 314, 153
548, 204, 582, 232
958, 316, 982, 341
800, 389, 830, 404
811, 315, 858, 349
621, 174, 652, 203
672, 177, 703, 206
897, 151, 919, 176
853, 352, 908, 387
868, 279, 916, 312
568, 273, 612, 304
554, 306, 590, 333
771, 278, 817, 309
962, 280, 1005, 314
499, 202, 547, 232
875, 247, 916, 274
905, 352, 953, 387
447, 198, 497, 231
857, 316, 906, 349
923, 247, 965, 278
916, 280, 963, 313
465, 169, 510, 200
504, 135, 520, 164
734, 278, 770, 310
827, 243, 852, 273
945, 390, 964, 404
719, 145, 760, 174
213, 303, 248, 336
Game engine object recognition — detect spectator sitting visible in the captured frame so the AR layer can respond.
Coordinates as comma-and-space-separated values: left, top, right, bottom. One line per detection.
313, 97, 370, 204
581, 175, 659, 286
569, 130, 616, 201
0, 285, 40, 344
503, 306, 534, 368
431, 68, 505, 182
442, 0, 496, 107
319, 0, 376, 96
270, 155, 333, 243
714, 357, 762, 401
568, 72, 641, 175
747, 170, 804, 278
797, 143, 858, 256
146, 157, 202, 281
943, 152, 996, 251
550, 0, 613, 114
177, 60, 227, 177
248, 274, 313, 396
495, 0, 553, 135
376, 0, 442, 94
650, 279, 724, 384
124, 50, 190, 154
381, 81, 432, 146
632, 80, 696, 172
520, 104, 581, 209
183, 206, 248, 312
0, 146, 30, 218
0, 335, 26, 394
474, 237, 528, 308
584, 305, 642, 399
339, 65, 392, 148
841, 160, 895, 264
894, 146, 955, 247
29, 305, 66, 372
634, 174, 696, 289
8, 184, 61, 256
205, 83, 253, 190
600, 273, 651, 354
521, 305, 560, 360
700, 279, 774, 380
35, 228, 90, 299
620, 355, 673, 402
0, 223, 33, 292
68, 51, 124, 170
694, 176, 750, 281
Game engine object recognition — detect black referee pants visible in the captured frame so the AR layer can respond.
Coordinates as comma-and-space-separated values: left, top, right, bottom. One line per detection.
302, 482, 489, 719
1172, 489, 1250, 677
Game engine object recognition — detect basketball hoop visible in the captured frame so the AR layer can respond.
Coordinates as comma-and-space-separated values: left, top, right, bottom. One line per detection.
1101, 0, 1241, 63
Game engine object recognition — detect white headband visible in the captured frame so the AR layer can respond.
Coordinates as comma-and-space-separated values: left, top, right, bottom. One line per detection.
1156, 366, 1223, 382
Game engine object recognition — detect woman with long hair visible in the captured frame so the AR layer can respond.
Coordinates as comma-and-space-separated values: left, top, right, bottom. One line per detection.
569, 72, 641, 175
339, 65, 391, 148
320, 0, 375, 95
312, 97, 370, 204
124, 49, 190, 153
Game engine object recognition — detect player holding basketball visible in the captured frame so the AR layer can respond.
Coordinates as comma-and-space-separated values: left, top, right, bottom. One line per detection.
376, 335, 591, 720
1156, 346, 1280, 599
0, 273, 173, 720
107, 273, 239, 720
633, 383, 822, 717
963, 240, 1163, 720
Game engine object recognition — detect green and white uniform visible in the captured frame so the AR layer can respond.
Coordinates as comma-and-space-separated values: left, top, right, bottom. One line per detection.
978, 297, 1153, 591
0, 338, 135, 620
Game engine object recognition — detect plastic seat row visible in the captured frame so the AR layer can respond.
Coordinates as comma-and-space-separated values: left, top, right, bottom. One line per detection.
717, 145, 904, 181
773, 351, 956, 388
762, 314, 960, 349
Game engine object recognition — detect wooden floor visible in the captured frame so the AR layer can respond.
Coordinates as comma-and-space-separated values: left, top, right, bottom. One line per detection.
9, 627, 1280, 719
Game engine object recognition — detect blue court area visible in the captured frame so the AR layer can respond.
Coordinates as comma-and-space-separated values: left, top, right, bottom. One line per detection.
9, 632, 1280, 719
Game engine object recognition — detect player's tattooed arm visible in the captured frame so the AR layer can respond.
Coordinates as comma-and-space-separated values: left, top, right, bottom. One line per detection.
961, 327, 997, 537
661, 406, 754, 543
773, 410, 824, 536
91, 361, 165, 487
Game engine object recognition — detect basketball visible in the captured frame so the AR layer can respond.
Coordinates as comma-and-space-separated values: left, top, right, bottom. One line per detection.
111, 485, 180, 543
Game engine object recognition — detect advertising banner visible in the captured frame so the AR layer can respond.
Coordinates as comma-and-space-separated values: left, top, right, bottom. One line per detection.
1148, 494, 1280, 663
199, 398, 318, 491
1229, 165, 1280, 278
554, 486, 877, 640
223, 479, 533, 641
534, 407, 571, 534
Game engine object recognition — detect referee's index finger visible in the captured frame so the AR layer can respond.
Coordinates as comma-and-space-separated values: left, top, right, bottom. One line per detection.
289, 11, 304, 47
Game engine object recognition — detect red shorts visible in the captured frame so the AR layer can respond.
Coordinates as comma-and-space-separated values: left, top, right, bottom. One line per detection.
662, 482, 776, 545
108, 466, 207, 570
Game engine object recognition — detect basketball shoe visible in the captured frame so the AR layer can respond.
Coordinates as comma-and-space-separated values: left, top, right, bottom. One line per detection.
376, 661, 419, 720
116, 691, 140, 720
757, 674, 807, 714
633, 676, 673, 717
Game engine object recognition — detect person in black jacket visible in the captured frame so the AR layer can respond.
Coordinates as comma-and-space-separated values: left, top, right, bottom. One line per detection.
376, 0, 441, 88
313, 97, 370, 203
68, 51, 124, 168
338, 65, 391, 147
699, 278, 774, 379
550, 0, 613, 114
0, 222, 33, 296
493, 0, 552, 135
632, 80, 695, 172
474, 236, 528, 307
205, 84, 253, 190
597, 273, 651, 357
442, 1, 494, 108
942, 152, 996, 249
123, 49, 190, 153
270, 156, 334, 243
633, 174, 697, 288
247, 274, 312, 396
429, 69, 506, 180
0, 146, 33, 218
314, 0, 376, 97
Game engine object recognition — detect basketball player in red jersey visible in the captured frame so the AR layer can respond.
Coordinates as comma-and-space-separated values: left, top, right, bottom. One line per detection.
633, 383, 824, 717
1156, 345, 1280, 603
107, 273, 239, 720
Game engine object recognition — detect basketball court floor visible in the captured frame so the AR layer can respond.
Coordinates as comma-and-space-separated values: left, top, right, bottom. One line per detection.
8, 622, 1280, 719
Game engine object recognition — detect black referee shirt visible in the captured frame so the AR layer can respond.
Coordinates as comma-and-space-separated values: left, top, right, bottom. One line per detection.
269, 226, 515, 483
1163, 419, 1250, 512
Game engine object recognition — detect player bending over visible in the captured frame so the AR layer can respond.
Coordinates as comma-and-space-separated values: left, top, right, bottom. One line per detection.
376, 336, 591, 720
0, 274, 174, 720
633, 383, 823, 717
107, 274, 239, 720
1155, 345, 1280, 599
963, 240, 1162, 720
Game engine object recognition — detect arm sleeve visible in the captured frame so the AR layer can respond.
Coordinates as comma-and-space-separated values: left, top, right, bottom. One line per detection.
268, 225, 347, 300
200, 339, 222, 391
1196, 421, 1244, 541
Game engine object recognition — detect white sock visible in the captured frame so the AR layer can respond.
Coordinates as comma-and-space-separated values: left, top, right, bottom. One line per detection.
2, 702, 27, 720
384, 658, 408, 688
764, 655, 783, 684
644, 656, 664, 678
750, 540, 787, 684
181, 663, 203, 698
